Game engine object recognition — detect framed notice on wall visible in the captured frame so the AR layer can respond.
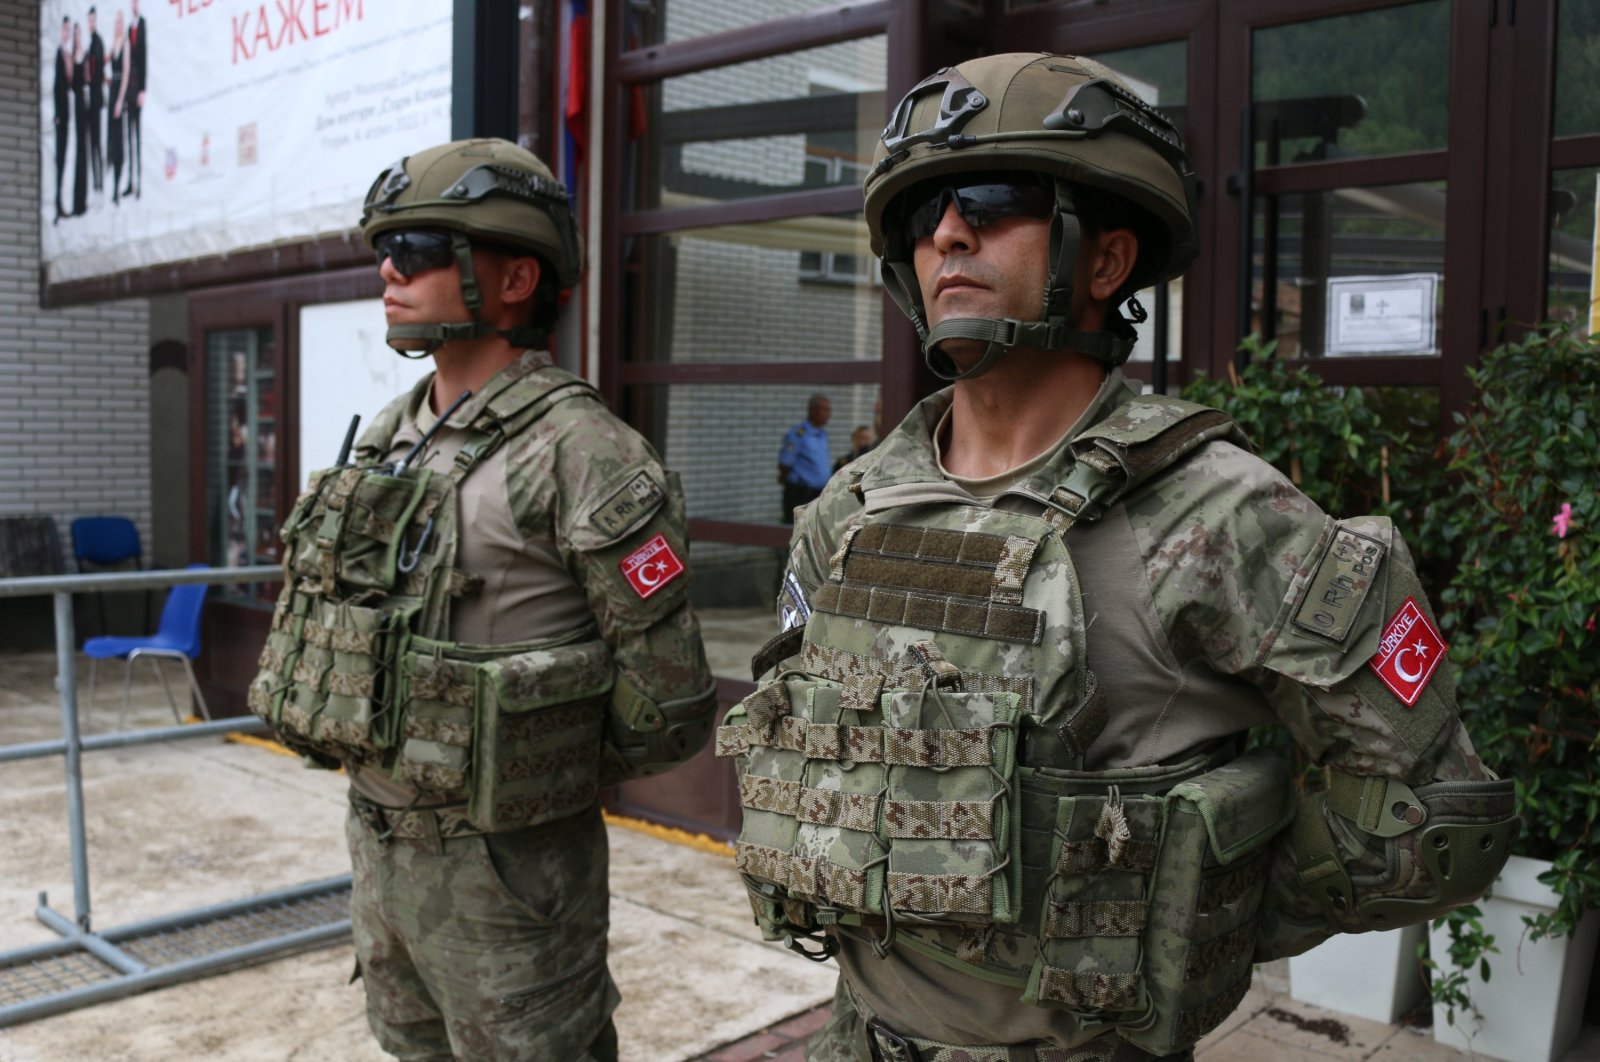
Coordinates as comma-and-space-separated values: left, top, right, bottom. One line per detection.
1324, 273, 1440, 357
38, 0, 452, 286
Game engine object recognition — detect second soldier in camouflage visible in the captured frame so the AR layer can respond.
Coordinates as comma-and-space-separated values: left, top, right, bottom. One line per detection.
719, 54, 1516, 1062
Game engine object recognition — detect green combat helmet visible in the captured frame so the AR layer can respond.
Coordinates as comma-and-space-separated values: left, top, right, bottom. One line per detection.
863, 52, 1197, 379
360, 138, 583, 357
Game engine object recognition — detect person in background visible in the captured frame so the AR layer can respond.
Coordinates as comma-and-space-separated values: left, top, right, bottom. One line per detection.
776, 393, 831, 523
85, 6, 105, 194
70, 21, 88, 217
106, 10, 128, 206
833, 424, 875, 472
52, 16, 71, 223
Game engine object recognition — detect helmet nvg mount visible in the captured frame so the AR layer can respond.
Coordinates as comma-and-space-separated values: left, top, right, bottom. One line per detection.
360, 138, 583, 358
863, 53, 1197, 380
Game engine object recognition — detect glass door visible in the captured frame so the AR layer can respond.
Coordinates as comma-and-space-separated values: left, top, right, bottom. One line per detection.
204, 325, 280, 608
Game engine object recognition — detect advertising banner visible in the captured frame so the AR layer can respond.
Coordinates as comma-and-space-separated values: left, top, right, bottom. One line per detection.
38, 0, 452, 285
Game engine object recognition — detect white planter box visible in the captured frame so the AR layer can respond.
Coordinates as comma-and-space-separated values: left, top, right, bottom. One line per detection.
1289, 922, 1428, 1023
1430, 854, 1600, 1062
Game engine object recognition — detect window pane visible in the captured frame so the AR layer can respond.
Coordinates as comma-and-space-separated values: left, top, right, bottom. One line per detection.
1549, 167, 1597, 336
636, 37, 887, 209
623, 219, 883, 364
627, 381, 881, 525
1555, 3, 1600, 137
1252, 182, 1446, 358
1252, 1, 1449, 167
693, 545, 787, 624
634, 0, 872, 46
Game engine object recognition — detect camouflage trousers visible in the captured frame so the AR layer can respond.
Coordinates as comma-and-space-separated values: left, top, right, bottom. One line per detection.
808, 975, 1194, 1062
346, 795, 620, 1061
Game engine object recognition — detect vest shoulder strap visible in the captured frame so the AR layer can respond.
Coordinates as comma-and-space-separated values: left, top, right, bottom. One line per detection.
1048, 396, 1248, 529
452, 367, 599, 480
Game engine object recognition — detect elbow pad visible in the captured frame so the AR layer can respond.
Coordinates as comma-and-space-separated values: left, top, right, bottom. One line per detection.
600, 672, 718, 784
1292, 769, 1519, 933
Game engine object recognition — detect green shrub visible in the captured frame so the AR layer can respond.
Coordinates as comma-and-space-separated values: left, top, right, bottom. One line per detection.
1424, 322, 1600, 939
1181, 335, 1439, 524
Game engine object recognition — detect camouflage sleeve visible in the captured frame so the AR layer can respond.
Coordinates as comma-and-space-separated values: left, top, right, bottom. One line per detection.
1133, 441, 1514, 958
515, 398, 716, 778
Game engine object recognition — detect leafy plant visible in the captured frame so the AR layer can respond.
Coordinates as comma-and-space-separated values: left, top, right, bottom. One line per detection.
1419, 322, 1600, 1015
1181, 335, 1443, 526
1417, 904, 1497, 1027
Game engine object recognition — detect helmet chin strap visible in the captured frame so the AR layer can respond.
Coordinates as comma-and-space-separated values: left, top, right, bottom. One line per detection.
384, 232, 546, 357
885, 182, 1136, 382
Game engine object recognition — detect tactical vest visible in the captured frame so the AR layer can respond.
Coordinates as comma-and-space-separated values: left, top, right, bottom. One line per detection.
718, 398, 1296, 1056
248, 367, 617, 832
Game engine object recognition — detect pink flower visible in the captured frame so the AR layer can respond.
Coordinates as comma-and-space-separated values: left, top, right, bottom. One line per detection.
1588, 617, 1597, 633
1551, 502, 1574, 539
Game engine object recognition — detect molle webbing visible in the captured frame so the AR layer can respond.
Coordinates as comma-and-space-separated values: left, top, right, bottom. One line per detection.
812, 584, 1043, 644
799, 640, 1036, 717
737, 843, 870, 911
720, 678, 1023, 924
814, 524, 1045, 644
720, 715, 998, 769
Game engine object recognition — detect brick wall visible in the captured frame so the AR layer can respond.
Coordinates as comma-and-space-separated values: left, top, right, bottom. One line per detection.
0, 4, 152, 571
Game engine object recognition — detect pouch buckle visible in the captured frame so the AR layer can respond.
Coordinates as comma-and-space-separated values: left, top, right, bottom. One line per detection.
865, 1019, 924, 1062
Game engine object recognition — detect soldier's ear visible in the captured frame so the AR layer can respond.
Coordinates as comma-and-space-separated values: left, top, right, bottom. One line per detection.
1086, 228, 1137, 303
496, 254, 542, 305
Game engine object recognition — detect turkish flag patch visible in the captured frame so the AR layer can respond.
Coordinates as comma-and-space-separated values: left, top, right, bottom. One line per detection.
620, 533, 684, 600
1369, 597, 1448, 706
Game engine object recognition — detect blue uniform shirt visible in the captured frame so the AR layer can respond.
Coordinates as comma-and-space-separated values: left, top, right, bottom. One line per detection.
779, 421, 832, 491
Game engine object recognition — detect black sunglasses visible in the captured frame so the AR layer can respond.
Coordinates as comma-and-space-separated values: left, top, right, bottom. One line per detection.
901, 176, 1057, 240
373, 230, 455, 278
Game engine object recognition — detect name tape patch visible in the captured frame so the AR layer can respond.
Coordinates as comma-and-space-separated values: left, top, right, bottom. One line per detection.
1369, 597, 1447, 706
1293, 527, 1386, 643
620, 533, 684, 600
591, 470, 665, 540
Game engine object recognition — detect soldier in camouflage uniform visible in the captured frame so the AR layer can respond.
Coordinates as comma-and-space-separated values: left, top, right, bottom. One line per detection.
248, 139, 716, 1061
717, 55, 1517, 1062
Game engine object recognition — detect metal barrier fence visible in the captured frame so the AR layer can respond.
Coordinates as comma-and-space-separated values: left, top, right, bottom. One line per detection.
0, 566, 353, 1026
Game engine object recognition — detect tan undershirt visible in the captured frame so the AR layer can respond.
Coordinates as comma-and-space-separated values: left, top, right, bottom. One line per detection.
931, 381, 1111, 503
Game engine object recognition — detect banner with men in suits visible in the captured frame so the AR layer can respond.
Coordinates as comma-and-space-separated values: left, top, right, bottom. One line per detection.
38, 0, 453, 285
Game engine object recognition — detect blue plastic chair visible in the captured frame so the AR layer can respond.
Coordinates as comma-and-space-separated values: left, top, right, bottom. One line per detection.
70, 515, 147, 635
83, 564, 212, 730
